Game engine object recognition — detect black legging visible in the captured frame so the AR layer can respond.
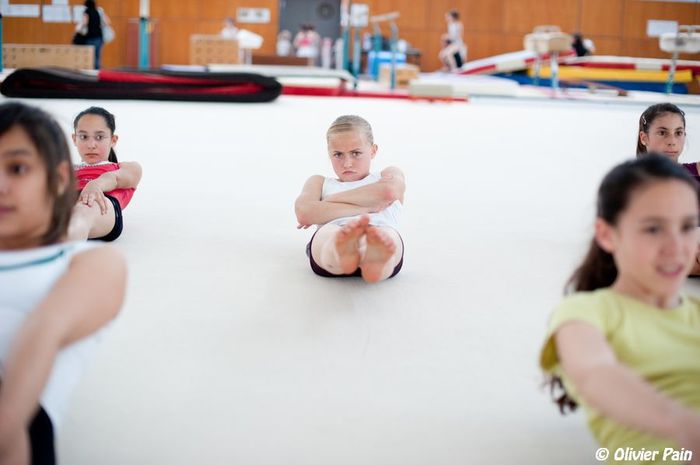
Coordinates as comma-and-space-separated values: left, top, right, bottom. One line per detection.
29, 406, 55, 465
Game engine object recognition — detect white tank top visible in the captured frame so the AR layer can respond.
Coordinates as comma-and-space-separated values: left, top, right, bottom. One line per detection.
0, 241, 110, 427
321, 173, 402, 229
448, 22, 463, 45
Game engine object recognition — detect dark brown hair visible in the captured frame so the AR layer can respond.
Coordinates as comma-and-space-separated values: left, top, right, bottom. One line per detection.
0, 102, 77, 245
636, 103, 686, 156
549, 154, 699, 413
73, 106, 118, 162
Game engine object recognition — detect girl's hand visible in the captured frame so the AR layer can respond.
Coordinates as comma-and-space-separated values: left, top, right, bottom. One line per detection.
672, 410, 700, 464
297, 223, 312, 229
79, 181, 109, 215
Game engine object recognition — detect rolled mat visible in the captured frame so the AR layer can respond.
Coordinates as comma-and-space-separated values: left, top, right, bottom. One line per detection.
0, 67, 282, 103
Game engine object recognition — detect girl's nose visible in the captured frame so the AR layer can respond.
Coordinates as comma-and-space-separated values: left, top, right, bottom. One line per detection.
663, 232, 683, 255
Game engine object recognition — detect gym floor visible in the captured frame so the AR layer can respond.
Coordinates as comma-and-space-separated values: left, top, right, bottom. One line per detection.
12, 94, 700, 465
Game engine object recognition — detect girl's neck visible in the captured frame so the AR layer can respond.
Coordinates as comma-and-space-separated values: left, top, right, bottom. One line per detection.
0, 234, 45, 251
611, 277, 681, 310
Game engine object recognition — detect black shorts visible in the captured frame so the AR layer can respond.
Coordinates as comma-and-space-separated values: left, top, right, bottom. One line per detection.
305, 228, 404, 279
454, 52, 463, 68
29, 405, 55, 465
89, 195, 123, 242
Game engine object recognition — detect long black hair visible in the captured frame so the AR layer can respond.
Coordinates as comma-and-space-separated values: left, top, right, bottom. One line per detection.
0, 102, 77, 245
73, 106, 118, 163
550, 154, 699, 413
636, 103, 686, 156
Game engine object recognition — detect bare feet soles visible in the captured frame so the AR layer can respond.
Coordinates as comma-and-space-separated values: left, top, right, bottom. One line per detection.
360, 226, 396, 283
334, 216, 398, 282
335, 215, 370, 274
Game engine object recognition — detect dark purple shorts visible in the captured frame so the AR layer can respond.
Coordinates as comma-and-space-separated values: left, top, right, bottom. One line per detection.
305, 228, 404, 279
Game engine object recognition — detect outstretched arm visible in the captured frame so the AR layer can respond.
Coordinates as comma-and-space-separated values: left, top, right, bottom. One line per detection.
0, 247, 126, 463
323, 166, 405, 207
79, 162, 143, 214
294, 175, 373, 228
556, 322, 700, 455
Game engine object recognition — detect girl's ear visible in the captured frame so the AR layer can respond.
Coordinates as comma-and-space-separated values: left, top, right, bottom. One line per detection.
639, 131, 648, 148
370, 144, 378, 159
71, 133, 77, 145
56, 160, 71, 196
111, 134, 119, 147
594, 218, 616, 254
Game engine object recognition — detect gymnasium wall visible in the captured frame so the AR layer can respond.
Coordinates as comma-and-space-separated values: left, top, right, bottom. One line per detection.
3, 0, 698, 71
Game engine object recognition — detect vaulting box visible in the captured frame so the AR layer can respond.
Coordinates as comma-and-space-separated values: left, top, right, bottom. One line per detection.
3, 44, 94, 69
190, 35, 239, 65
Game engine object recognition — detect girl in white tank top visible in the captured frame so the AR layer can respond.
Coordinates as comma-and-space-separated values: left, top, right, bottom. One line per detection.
0, 102, 126, 464
295, 115, 406, 283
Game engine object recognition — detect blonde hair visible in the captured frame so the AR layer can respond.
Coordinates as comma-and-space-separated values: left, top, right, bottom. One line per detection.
326, 115, 374, 145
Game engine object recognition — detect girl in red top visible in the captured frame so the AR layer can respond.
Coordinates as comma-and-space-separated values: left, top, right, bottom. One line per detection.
68, 107, 142, 241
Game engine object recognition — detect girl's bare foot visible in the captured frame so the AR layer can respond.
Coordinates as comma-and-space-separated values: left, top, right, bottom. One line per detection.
360, 226, 397, 283
335, 215, 369, 273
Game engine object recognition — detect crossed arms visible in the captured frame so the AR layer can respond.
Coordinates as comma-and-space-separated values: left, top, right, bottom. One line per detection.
294, 167, 405, 228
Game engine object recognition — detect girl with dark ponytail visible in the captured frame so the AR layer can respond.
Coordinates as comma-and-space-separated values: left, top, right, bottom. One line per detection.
541, 155, 700, 458
636, 103, 700, 276
69, 106, 142, 241
636, 103, 687, 161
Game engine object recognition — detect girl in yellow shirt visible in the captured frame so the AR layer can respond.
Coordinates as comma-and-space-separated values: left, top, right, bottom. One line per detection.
541, 155, 700, 464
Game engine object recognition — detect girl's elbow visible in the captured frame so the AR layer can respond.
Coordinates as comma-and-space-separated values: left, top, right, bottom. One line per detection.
295, 203, 310, 225
383, 183, 403, 202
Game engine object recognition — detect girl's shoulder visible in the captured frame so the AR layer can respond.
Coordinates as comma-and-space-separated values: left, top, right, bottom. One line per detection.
549, 289, 624, 333
68, 242, 123, 267
680, 162, 699, 176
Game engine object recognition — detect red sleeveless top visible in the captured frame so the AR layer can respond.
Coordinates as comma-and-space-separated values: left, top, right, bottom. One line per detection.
74, 162, 135, 209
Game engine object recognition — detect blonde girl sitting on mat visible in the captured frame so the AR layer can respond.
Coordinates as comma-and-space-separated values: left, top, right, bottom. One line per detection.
0, 102, 125, 465
295, 115, 405, 283
541, 155, 700, 464
68, 107, 142, 242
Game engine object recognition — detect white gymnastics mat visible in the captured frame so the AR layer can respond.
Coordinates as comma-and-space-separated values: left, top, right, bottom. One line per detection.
4, 93, 699, 465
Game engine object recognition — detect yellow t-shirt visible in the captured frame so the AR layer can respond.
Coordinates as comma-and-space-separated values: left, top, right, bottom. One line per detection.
540, 288, 700, 463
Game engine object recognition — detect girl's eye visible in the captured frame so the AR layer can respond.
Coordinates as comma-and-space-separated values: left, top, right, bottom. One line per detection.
676, 130, 685, 137
644, 226, 661, 234
657, 130, 667, 137
682, 222, 697, 232
9, 163, 27, 175
78, 134, 88, 141
95, 135, 106, 142
352, 152, 361, 157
